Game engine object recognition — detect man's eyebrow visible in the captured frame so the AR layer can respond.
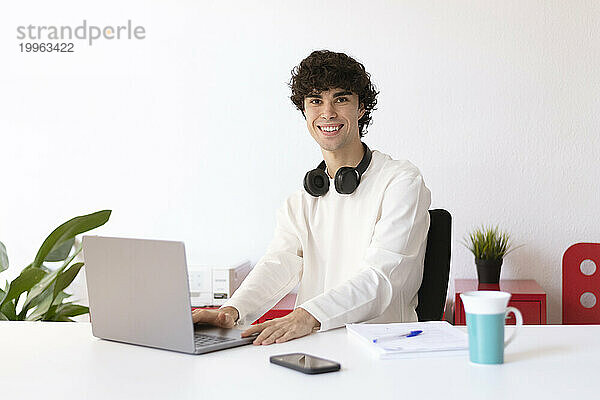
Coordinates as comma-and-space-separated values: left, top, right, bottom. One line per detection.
305, 91, 354, 99
333, 91, 353, 98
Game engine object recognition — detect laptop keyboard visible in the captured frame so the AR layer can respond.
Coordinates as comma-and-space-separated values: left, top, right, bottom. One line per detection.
194, 333, 237, 348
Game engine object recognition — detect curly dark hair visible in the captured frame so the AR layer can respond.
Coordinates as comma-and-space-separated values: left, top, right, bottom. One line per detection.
289, 50, 379, 137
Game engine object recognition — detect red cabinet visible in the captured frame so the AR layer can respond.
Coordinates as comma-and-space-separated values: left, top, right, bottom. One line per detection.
256, 293, 296, 324
454, 279, 547, 325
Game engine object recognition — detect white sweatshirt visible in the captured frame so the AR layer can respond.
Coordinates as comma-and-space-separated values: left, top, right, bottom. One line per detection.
221, 149, 432, 331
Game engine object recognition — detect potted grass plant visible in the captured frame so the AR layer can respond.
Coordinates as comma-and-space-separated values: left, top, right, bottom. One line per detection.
462, 225, 522, 284
0, 210, 111, 321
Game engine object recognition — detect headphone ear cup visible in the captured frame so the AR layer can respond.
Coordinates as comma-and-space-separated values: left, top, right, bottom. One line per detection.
334, 167, 360, 194
304, 168, 330, 197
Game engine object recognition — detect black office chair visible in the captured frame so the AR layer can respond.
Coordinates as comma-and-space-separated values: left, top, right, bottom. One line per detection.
416, 209, 452, 321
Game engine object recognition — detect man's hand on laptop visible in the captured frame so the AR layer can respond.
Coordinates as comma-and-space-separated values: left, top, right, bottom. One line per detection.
240, 307, 320, 345
192, 307, 239, 328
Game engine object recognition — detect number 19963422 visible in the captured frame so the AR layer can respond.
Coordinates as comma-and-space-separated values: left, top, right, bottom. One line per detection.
19, 42, 74, 53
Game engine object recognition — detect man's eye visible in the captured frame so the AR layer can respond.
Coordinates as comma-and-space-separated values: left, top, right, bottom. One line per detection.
309, 99, 321, 104
336, 97, 348, 103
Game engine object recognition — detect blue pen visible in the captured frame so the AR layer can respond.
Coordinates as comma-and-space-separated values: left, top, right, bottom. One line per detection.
372, 330, 423, 343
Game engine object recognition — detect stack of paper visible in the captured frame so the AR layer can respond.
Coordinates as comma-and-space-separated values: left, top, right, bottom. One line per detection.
345, 321, 468, 359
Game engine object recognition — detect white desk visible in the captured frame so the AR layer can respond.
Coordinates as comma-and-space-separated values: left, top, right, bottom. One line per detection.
2, 322, 599, 399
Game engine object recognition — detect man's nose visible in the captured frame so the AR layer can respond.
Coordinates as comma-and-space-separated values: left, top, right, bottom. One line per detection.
320, 102, 337, 119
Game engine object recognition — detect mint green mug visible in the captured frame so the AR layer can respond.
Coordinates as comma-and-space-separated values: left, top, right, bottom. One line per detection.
460, 291, 523, 364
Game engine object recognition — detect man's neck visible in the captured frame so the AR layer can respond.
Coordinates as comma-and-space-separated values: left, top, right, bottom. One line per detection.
322, 140, 365, 178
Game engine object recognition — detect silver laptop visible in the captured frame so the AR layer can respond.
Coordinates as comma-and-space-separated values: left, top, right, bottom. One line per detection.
82, 235, 255, 354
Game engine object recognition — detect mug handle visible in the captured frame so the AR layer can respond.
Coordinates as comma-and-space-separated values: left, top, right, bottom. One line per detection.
504, 306, 523, 348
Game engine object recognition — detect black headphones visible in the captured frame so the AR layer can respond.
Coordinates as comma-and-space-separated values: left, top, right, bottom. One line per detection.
303, 142, 372, 197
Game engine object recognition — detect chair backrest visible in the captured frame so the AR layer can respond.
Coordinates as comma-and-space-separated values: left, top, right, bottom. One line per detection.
562, 243, 600, 324
416, 209, 452, 321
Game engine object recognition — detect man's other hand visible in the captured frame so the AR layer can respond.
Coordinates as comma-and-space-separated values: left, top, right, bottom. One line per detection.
240, 307, 320, 345
192, 306, 239, 328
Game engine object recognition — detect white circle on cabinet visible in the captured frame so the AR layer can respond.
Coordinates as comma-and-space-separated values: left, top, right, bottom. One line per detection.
580, 292, 597, 309
580, 259, 597, 276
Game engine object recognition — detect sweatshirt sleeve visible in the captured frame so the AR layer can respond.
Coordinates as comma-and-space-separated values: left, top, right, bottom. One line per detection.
298, 173, 431, 332
220, 194, 304, 326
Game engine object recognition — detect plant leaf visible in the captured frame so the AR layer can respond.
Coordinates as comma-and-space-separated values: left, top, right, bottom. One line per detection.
0, 285, 7, 305
20, 267, 64, 314
54, 303, 89, 319
57, 243, 82, 271
0, 268, 46, 308
53, 262, 84, 300
52, 291, 71, 306
0, 241, 8, 273
0, 312, 7, 321
20, 282, 56, 319
31, 210, 111, 270
464, 224, 519, 261
44, 238, 75, 262
1, 300, 17, 320
22, 261, 79, 319
21, 243, 81, 313
43, 304, 59, 321
26, 292, 54, 321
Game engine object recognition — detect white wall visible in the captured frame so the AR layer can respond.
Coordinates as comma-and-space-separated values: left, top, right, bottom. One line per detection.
1, 0, 598, 324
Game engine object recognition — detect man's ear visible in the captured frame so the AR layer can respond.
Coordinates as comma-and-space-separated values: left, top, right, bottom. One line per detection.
358, 104, 366, 120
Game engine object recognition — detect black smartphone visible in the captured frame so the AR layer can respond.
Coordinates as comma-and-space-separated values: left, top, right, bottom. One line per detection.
269, 353, 341, 375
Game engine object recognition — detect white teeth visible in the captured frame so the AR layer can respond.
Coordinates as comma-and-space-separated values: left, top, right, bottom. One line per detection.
320, 125, 341, 132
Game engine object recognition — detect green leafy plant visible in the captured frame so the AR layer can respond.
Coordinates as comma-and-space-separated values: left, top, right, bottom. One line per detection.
462, 225, 522, 261
0, 210, 111, 321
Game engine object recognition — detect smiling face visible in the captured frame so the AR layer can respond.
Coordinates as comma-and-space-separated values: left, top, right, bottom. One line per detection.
303, 88, 366, 152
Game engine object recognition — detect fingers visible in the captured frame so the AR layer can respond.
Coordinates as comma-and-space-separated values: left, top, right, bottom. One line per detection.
192, 309, 217, 324
215, 312, 235, 328
241, 314, 315, 345
250, 321, 299, 345
241, 321, 272, 337
275, 331, 295, 343
253, 324, 281, 345
231, 310, 319, 345
261, 328, 287, 345
192, 309, 234, 328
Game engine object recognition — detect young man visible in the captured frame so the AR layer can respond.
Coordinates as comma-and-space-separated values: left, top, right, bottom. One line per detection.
192, 50, 431, 345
